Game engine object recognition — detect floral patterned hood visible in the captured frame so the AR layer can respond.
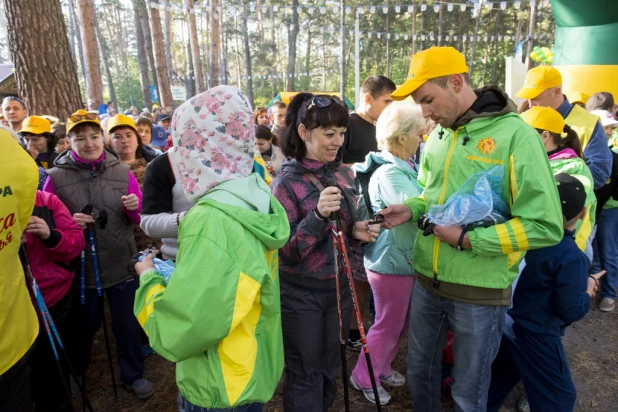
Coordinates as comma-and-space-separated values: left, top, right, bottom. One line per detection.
168, 86, 255, 203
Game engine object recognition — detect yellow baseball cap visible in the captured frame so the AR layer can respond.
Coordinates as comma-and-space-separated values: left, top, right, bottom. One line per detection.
107, 114, 138, 135
392, 47, 470, 101
152, 104, 160, 109
516, 66, 562, 100
570, 91, 590, 105
20, 116, 52, 135
66, 109, 101, 134
520, 106, 565, 135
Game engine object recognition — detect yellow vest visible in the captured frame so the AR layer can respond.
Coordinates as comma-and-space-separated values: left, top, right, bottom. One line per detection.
0, 131, 39, 375
565, 104, 600, 151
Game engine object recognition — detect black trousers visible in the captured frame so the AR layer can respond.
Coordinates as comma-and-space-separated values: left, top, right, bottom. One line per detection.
0, 350, 33, 412
281, 279, 352, 412
29, 292, 73, 412
66, 279, 143, 386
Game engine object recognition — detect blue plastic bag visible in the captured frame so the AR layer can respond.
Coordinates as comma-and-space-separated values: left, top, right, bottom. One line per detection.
428, 165, 510, 227
138, 254, 176, 285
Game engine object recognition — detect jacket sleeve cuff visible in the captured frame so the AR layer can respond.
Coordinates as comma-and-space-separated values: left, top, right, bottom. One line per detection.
403, 196, 425, 221
42, 229, 62, 249
139, 269, 162, 286
302, 209, 330, 236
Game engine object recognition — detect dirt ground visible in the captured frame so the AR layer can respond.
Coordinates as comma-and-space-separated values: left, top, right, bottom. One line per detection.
77, 296, 618, 412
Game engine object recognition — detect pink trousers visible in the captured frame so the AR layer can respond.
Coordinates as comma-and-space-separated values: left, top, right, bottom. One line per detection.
351, 269, 416, 388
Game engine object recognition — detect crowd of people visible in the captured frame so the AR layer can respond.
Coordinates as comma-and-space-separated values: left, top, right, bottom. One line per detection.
1, 45, 617, 412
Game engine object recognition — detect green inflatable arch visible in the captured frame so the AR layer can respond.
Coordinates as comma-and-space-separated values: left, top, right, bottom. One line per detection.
551, 0, 618, 99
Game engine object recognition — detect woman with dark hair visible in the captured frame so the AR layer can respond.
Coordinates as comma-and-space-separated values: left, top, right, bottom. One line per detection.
52, 122, 70, 153
19, 115, 58, 169
271, 93, 380, 411
255, 125, 285, 177
521, 106, 596, 252
106, 114, 160, 249
254, 106, 270, 127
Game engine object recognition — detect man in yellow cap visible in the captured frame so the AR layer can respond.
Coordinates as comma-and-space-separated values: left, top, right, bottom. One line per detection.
379, 46, 563, 411
516, 66, 611, 189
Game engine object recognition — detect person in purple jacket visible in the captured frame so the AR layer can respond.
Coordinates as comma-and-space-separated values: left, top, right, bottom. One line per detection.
43, 109, 153, 399
271, 93, 380, 411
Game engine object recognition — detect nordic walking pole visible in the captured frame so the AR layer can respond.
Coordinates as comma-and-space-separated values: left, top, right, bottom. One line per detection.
330, 220, 350, 412
19, 246, 95, 412
335, 231, 382, 410
325, 178, 351, 412
82, 205, 119, 402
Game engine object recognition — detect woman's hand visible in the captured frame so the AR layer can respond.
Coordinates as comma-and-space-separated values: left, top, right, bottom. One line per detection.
73, 213, 95, 229
352, 220, 381, 243
25, 216, 51, 240
122, 194, 140, 211
27, 147, 40, 160
135, 251, 156, 276
316, 186, 343, 218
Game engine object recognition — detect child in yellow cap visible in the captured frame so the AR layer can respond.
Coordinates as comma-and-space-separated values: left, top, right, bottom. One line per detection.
19, 115, 57, 170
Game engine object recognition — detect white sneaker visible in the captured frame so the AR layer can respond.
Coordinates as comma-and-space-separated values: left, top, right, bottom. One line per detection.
349, 375, 391, 405
380, 370, 406, 387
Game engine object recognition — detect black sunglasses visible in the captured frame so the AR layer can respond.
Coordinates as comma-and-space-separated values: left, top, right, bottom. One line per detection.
306, 95, 344, 111
3, 96, 26, 106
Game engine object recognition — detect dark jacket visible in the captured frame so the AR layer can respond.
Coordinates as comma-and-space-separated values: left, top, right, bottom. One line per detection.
46, 149, 138, 289
271, 158, 358, 289
509, 230, 590, 337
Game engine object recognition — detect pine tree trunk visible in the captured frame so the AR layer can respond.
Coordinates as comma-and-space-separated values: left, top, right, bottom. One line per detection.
133, 0, 152, 109
525, 0, 538, 70
286, 0, 299, 91
305, 22, 312, 90
411, 1, 417, 55
438, 2, 443, 46
209, 0, 221, 86
67, 0, 77, 65
164, 7, 173, 77
70, 0, 88, 88
94, 12, 116, 109
187, 0, 205, 93
77, 0, 103, 109
339, 0, 346, 99
138, 0, 158, 104
5, 0, 82, 118
147, 0, 173, 108
386, 0, 391, 77
242, 0, 253, 105
470, 6, 482, 77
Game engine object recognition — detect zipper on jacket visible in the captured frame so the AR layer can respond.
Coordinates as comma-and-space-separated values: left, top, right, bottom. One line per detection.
432, 129, 459, 286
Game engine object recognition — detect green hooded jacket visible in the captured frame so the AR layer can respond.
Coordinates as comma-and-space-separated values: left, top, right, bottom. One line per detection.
134, 175, 290, 408
405, 87, 563, 305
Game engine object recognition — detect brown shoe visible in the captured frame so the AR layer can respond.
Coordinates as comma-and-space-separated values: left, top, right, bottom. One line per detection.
599, 298, 615, 312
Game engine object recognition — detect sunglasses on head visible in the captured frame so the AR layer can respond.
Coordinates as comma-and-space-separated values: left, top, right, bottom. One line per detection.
306, 95, 344, 112
3, 96, 25, 106
69, 113, 98, 122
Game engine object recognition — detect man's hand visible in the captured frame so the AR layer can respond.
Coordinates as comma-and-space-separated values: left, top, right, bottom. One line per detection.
25, 216, 51, 240
135, 252, 156, 276
122, 194, 140, 211
433, 225, 471, 249
378, 204, 413, 229
587, 271, 606, 297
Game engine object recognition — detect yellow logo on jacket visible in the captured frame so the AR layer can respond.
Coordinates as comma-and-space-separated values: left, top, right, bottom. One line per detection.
477, 137, 497, 156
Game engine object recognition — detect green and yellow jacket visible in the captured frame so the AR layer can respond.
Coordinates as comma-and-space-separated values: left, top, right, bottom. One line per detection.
134, 175, 290, 408
405, 86, 563, 306
547, 148, 596, 250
